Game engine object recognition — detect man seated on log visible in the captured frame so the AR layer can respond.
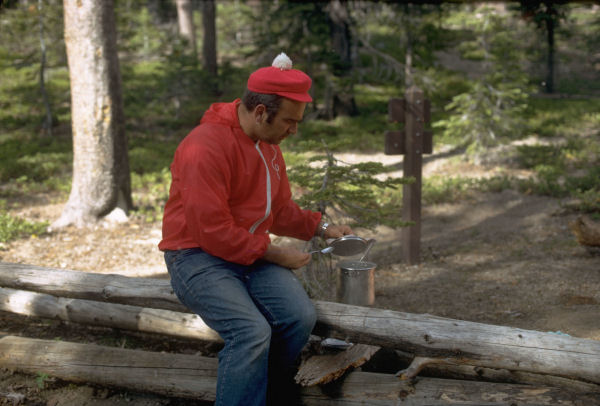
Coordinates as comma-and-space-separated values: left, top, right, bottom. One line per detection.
158, 52, 353, 406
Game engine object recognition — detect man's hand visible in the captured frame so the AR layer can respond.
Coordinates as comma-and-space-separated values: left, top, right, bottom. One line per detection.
263, 245, 311, 269
323, 224, 354, 240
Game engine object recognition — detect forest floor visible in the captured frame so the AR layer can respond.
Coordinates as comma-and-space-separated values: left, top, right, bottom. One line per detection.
0, 142, 599, 405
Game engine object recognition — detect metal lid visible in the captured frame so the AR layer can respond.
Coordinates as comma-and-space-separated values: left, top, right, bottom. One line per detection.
328, 235, 368, 256
338, 260, 377, 271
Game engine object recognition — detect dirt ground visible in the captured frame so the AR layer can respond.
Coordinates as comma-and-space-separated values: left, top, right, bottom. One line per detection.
0, 146, 599, 405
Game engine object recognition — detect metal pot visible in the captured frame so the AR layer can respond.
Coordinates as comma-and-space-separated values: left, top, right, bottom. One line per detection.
336, 260, 376, 306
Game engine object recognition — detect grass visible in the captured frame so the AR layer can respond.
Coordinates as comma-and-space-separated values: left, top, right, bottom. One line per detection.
525, 97, 600, 138
0, 200, 48, 244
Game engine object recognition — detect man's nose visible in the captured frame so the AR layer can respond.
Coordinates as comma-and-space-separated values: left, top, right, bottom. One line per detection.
289, 123, 298, 134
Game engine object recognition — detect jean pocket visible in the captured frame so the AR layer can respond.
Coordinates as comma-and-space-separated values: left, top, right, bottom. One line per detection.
165, 248, 218, 306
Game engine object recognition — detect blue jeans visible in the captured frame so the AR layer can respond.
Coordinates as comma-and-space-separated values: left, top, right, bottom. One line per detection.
164, 248, 317, 406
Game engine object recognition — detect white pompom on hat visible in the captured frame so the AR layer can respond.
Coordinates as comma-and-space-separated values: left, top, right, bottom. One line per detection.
247, 52, 312, 102
272, 52, 293, 70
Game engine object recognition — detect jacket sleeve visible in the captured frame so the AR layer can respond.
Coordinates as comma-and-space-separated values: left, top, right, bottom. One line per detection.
174, 135, 269, 265
270, 160, 321, 240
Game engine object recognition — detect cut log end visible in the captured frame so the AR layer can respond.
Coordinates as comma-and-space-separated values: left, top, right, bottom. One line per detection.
570, 215, 600, 248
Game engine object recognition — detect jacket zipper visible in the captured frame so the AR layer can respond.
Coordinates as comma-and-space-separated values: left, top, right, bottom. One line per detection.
249, 141, 271, 234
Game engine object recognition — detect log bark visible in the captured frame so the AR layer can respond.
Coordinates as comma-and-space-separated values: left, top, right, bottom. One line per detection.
0, 335, 217, 401
391, 349, 600, 393
0, 335, 595, 405
0, 287, 221, 343
414, 362, 600, 395
0, 262, 185, 312
295, 343, 380, 386
2, 262, 600, 386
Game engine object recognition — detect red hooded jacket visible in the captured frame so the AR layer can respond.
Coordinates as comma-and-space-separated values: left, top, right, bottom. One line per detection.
158, 99, 322, 265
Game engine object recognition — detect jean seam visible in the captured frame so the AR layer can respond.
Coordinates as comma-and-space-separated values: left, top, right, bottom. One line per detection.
168, 261, 195, 309
251, 295, 278, 330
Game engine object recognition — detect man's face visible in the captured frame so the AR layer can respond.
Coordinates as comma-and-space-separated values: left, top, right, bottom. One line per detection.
255, 98, 306, 145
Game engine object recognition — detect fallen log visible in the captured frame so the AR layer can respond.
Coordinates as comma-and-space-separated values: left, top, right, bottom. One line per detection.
0, 287, 222, 343
2, 262, 600, 386
0, 334, 217, 400
0, 335, 596, 405
0, 262, 184, 312
312, 302, 600, 385
388, 350, 600, 394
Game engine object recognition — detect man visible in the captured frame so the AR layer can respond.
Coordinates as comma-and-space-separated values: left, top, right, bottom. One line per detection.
159, 53, 353, 406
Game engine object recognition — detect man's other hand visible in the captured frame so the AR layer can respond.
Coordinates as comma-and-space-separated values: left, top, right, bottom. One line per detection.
263, 245, 311, 269
323, 224, 353, 239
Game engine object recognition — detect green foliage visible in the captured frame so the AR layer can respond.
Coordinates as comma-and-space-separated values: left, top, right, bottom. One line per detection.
283, 84, 395, 153
215, 2, 256, 60
287, 148, 413, 230
0, 135, 72, 192
423, 175, 514, 204
0, 201, 48, 243
435, 81, 529, 153
0, 0, 65, 68
128, 138, 177, 175
131, 167, 171, 223
35, 372, 50, 389
1, 0, 599, 230
0, 0, 69, 136
351, 3, 453, 85
434, 6, 531, 155
515, 138, 600, 207
526, 98, 600, 137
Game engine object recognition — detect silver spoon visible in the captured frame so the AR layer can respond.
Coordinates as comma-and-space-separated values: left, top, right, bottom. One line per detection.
308, 246, 334, 255
358, 239, 376, 262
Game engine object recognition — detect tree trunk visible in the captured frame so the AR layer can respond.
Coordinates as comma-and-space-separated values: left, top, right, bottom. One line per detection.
327, 0, 357, 117
201, 0, 217, 77
38, 0, 53, 137
56, 0, 132, 228
1, 335, 595, 405
176, 0, 197, 57
545, 13, 555, 93
403, 4, 415, 88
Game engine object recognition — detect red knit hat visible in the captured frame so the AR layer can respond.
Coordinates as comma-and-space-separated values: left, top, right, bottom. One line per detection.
247, 53, 313, 102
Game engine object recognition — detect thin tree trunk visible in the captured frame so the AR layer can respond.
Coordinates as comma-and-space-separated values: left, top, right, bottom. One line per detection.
38, 0, 53, 137
545, 15, 555, 93
403, 4, 414, 88
56, 0, 132, 228
327, 0, 357, 117
176, 0, 197, 57
201, 0, 217, 77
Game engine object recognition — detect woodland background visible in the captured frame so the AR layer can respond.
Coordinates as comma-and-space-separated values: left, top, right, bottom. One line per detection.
0, 1, 599, 404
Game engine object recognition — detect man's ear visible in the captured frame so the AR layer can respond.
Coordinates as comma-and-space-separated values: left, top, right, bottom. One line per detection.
254, 104, 267, 123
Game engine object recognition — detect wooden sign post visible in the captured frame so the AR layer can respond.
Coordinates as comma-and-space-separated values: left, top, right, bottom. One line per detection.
384, 86, 432, 265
